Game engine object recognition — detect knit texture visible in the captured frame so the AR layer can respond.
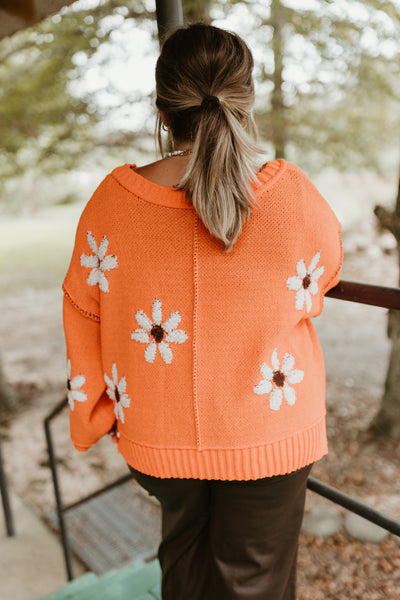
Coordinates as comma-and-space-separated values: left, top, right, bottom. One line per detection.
63, 159, 343, 480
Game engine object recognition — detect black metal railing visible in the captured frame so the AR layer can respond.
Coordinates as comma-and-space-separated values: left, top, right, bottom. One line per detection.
326, 279, 400, 309
43, 398, 133, 580
308, 280, 400, 536
307, 476, 400, 537
43, 279, 400, 581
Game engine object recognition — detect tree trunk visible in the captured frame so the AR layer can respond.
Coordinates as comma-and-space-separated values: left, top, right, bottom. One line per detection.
270, 0, 287, 159
369, 172, 400, 439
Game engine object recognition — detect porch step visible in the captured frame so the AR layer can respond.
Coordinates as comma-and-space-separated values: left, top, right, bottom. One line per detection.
42, 559, 161, 600
45, 478, 161, 574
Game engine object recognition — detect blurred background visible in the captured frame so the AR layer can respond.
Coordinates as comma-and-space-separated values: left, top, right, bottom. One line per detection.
0, 1, 399, 599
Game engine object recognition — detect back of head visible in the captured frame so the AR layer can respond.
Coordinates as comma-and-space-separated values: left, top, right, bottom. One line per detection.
155, 23, 263, 251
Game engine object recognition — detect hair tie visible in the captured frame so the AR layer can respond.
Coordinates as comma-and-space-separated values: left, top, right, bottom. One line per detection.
201, 95, 220, 110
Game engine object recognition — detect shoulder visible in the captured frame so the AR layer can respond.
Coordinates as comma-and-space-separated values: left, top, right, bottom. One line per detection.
81, 166, 131, 214
256, 159, 340, 227
73, 171, 120, 239
85, 171, 116, 204
257, 160, 328, 203
255, 159, 313, 195
259, 159, 314, 182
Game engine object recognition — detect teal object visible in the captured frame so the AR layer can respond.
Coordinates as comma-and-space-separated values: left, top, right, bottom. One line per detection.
41, 559, 161, 600
42, 573, 99, 600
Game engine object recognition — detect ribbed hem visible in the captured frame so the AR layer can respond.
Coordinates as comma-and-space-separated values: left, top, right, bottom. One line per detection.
111, 160, 286, 210
254, 158, 285, 190
111, 165, 193, 209
117, 417, 327, 480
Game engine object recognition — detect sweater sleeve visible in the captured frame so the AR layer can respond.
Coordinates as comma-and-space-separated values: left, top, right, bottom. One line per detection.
308, 180, 343, 318
62, 177, 118, 451
63, 293, 116, 451
287, 164, 343, 319
62, 183, 108, 321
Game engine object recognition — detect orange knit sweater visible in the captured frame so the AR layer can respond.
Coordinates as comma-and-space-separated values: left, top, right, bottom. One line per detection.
63, 159, 342, 480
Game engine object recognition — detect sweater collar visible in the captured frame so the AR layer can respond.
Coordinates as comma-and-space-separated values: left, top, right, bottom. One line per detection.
111, 160, 285, 209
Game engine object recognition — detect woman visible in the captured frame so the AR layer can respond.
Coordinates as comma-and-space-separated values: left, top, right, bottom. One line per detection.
63, 23, 342, 600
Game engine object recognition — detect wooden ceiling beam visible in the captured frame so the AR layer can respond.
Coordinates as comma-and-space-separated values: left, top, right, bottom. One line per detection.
0, 0, 76, 40
0, 0, 185, 43
0, 0, 36, 23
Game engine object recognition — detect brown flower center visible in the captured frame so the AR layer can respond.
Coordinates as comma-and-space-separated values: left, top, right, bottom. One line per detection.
67, 379, 71, 390
273, 371, 285, 388
115, 387, 120, 403
151, 325, 165, 343
302, 274, 311, 289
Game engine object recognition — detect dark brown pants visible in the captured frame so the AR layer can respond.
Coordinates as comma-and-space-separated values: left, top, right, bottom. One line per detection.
129, 463, 312, 600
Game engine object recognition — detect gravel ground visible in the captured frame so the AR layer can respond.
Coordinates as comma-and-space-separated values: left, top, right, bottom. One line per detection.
1, 215, 399, 599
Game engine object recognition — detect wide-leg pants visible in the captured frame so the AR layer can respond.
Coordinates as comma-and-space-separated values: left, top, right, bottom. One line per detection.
129, 463, 312, 600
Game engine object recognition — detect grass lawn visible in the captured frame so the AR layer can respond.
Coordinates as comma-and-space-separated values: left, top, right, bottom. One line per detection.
0, 203, 84, 296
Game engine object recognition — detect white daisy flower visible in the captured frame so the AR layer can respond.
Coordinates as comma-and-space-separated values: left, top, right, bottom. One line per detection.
80, 231, 118, 293
131, 297, 188, 364
104, 363, 131, 424
254, 349, 304, 411
66, 359, 87, 411
286, 250, 324, 313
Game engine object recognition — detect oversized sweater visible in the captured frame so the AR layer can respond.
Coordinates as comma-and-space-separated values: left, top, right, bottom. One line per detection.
63, 159, 343, 480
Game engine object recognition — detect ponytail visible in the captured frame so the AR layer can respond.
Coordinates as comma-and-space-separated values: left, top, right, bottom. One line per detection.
155, 24, 264, 251
180, 96, 262, 251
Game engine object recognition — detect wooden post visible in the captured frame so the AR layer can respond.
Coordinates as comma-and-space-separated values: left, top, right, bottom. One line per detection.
0, 434, 15, 537
155, 0, 183, 45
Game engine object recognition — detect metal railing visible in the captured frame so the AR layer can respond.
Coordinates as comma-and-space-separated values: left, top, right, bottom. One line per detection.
326, 279, 400, 309
307, 280, 400, 537
44, 398, 133, 580
42, 279, 400, 581
307, 476, 400, 537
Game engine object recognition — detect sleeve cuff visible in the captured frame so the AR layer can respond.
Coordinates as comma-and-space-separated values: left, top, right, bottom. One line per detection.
73, 442, 91, 452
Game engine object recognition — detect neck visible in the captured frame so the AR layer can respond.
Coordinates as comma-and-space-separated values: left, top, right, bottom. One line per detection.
172, 140, 193, 152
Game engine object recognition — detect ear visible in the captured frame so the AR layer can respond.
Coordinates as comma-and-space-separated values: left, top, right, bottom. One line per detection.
159, 110, 168, 127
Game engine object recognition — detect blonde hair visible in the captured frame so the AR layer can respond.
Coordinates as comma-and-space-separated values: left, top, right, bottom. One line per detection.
155, 24, 264, 251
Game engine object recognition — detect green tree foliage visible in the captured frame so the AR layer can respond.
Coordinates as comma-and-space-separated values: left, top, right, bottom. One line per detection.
226, 0, 400, 170
0, 0, 155, 179
1, 0, 400, 179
